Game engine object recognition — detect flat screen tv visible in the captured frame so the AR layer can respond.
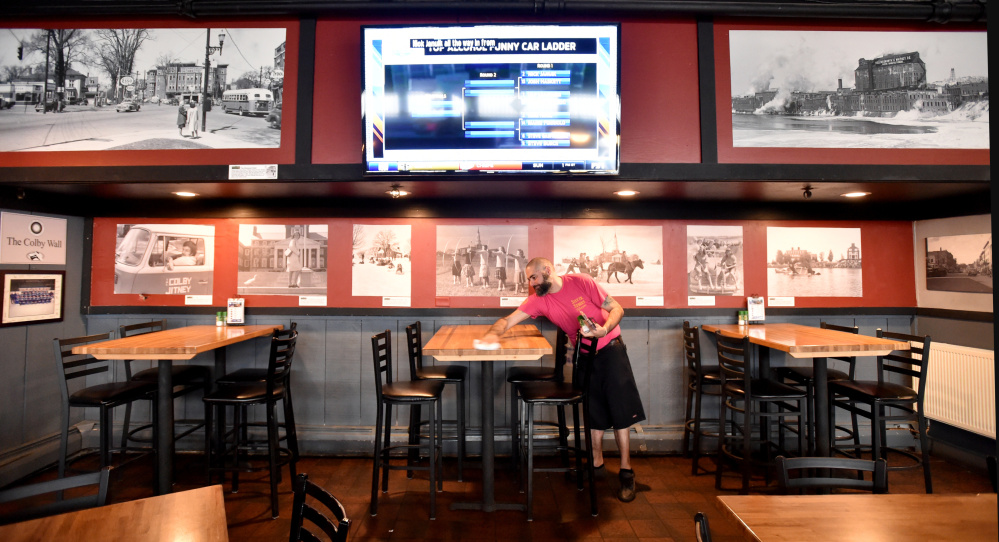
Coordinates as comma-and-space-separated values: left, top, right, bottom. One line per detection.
362, 24, 620, 175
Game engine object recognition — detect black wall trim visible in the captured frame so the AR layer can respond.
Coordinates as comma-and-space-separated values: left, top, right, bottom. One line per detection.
915, 307, 995, 323
696, 18, 717, 165
294, 18, 317, 166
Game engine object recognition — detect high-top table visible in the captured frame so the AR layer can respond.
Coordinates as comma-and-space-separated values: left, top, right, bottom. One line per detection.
424, 324, 552, 512
717, 493, 998, 542
72, 324, 283, 494
0, 484, 229, 541
700, 323, 908, 456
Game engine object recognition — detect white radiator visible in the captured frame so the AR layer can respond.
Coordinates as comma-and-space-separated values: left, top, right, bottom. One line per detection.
923, 342, 996, 439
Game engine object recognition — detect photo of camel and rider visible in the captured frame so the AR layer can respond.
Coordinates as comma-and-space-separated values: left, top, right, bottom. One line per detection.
553, 225, 663, 299
686, 225, 744, 297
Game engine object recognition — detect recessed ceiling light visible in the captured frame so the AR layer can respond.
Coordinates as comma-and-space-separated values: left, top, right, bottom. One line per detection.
841, 191, 871, 198
387, 184, 409, 198
614, 190, 639, 197
173, 191, 198, 197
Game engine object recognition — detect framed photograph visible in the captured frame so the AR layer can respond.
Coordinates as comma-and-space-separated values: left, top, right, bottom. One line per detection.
1, 270, 65, 327
715, 22, 989, 165
925, 233, 993, 293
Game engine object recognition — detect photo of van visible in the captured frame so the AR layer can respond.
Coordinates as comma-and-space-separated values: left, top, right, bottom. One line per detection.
114, 224, 215, 295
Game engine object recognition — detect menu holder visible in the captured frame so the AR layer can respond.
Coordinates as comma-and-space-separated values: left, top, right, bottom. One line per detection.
226, 298, 245, 326
746, 296, 765, 324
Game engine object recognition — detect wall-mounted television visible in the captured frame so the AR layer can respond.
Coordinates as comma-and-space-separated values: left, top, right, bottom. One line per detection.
361, 24, 620, 175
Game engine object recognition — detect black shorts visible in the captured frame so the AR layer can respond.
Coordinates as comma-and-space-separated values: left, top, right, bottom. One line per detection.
585, 338, 647, 431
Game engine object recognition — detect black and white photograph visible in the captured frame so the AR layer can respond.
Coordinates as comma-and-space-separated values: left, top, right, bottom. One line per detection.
1, 27, 286, 152
237, 224, 328, 295
553, 225, 663, 298
729, 30, 988, 149
352, 224, 411, 297
925, 233, 992, 293
767, 227, 862, 297
687, 225, 744, 296
0, 270, 64, 326
114, 223, 215, 295
436, 225, 529, 297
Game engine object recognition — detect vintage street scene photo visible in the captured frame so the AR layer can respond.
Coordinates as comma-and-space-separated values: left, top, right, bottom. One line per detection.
729, 30, 988, 149
435, 225, 529, 297
687, 225, 744, 296
114, 223, 215, 295
553, 225, 663, 298
767, 227, 862, 297
1, 27, 286, 151
925, 233, 992, 293
237, 224, 328, 296
352, 224, 411, 297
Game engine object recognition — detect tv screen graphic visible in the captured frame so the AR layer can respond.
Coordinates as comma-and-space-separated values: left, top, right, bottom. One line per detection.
362, 24, 620, 175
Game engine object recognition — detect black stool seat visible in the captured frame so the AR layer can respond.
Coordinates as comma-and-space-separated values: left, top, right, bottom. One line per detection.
69, 381, 156, 406
831, 380, 918, 401
204, 381, 288, 403
518, 381, 577, 402
383, 380, 445, 401
725, 378, 809, 400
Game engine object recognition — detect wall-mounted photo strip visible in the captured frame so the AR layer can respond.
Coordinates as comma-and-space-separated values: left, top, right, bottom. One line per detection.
767, 227, 862, 297
687, 225, 744, 296
729, 30, 988, 149
0, 270, 64, 327
113, 223, 215, 295
436, 225, 529, 297
352, 224, 411, 297
0, 26, 287, 152
925, 233, 993, 293
553, 225, 663, 298
238, 224, 328, 295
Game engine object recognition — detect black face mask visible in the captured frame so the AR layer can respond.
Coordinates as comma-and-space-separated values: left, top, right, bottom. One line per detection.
533, 272, 552, 296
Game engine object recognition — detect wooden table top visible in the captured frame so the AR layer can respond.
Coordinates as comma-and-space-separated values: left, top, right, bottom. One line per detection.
71, 324, 283, 360
0, 484, 229, 542
717, 493, 997, 542
424, 324, 552, 361
701, 323, 909, 359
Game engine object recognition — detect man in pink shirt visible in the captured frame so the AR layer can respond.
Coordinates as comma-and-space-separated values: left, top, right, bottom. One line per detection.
479, 257, 646, 502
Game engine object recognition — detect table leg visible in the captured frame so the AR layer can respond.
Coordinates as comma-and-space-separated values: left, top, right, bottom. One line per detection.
213, 347, 226, 392
812, 357, 830, 457
156, 360, 174, 495
450, 359, 524, 512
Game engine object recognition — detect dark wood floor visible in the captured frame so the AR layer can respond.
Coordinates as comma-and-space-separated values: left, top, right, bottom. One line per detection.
3, 446, 994, 541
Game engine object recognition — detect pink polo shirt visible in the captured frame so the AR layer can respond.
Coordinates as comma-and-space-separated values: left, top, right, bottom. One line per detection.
518, 273, 620, 349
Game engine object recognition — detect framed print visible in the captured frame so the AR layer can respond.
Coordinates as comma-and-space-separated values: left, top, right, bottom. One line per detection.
714, 21, 989, 165
1, 270, 65, 326
925, 233, 993, 293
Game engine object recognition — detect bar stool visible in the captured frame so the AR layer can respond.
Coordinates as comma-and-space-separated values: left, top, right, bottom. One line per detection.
53, 332, 157, 478
507, 327, 569, 471
215, 322, 300, 465
119, 320, 209, 450
773, 321, 858, 454
515, 332, 598, 521
714, 331, 805, 494
405, 321, 466, 481
370, 329, 443, 520
203, 328, 299, 518
681, 321, 722, 475
829, 329, 933, 493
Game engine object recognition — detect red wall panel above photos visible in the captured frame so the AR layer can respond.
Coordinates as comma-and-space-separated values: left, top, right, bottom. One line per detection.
89, 217, 916, 310
714, 19, 989, 166
0, 19, 299, 167
311, 18, 701, 165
